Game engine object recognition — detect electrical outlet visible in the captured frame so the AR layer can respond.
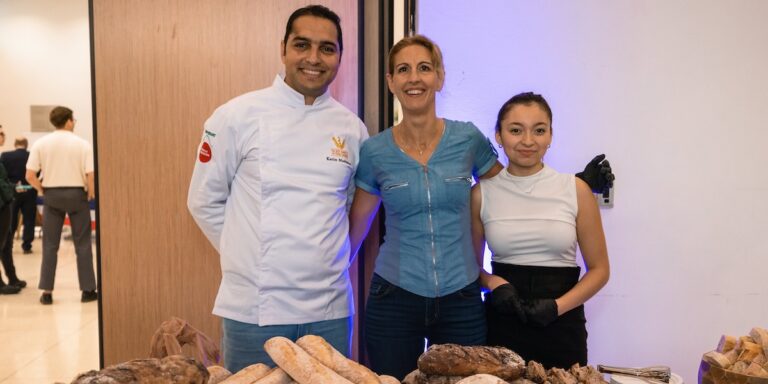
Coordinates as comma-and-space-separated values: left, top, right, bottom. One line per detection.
596, 187, 613, 208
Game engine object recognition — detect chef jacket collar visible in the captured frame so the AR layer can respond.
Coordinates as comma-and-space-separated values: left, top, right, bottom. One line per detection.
274, 74, 331, 107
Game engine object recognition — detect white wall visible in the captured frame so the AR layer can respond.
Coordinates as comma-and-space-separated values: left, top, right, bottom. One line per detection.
419, 1, 768, 382
0, 0, 92, 148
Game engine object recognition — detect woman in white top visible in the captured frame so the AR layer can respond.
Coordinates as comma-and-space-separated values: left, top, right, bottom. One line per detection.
470, 92, 610, 369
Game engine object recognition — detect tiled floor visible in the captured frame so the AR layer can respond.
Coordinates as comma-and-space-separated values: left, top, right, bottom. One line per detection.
0, 236, 99, 384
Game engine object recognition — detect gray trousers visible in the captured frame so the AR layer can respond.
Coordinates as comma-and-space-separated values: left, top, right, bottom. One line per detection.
38, 188, 96, 291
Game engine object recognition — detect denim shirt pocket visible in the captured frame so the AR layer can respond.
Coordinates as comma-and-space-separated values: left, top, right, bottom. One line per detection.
381, 180, 417, 215
442, 175, 472, 208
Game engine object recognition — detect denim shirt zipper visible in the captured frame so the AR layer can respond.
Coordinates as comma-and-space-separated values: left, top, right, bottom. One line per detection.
423, 164, 439, 297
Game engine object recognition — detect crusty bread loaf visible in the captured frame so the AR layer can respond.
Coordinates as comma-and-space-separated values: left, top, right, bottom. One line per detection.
402, 369, 464, 384
739, 341, 763, 362
745, 362, 768, 378
251, 367, 293, 384
704, 351, 732, 369
547, 367, 578, 384
295, 335, 380, 384
378, 375, 400, 384
221, 363, 271, 383
525, 360, 546, 383
417, 344, 525, 380
717, 335, 737, 353
454, 374, 508, 384
732, 361, 750, 374
71, 355, 208, 384
207, 365, 232, 384
509, 379, 536, 384
750, 327, 768, 359
724, 349, 739, 364
264, 336, 354, 384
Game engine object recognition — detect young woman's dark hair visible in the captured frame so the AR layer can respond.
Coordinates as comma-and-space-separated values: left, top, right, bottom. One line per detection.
494, 92, 553, 133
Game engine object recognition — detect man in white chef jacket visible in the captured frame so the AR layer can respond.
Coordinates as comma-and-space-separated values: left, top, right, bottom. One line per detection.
187, 5, 368, 373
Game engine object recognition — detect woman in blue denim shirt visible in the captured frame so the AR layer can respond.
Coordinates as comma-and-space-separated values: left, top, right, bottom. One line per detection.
348, 35, 611, 379
348, 35, 498, 379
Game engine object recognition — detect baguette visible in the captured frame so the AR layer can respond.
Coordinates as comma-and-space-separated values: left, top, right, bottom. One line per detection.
207, 365, 232, 384
221, 363, 271, 384
264, 336, 354, 384
252, 367, 293, 384
295, 335, 380, 384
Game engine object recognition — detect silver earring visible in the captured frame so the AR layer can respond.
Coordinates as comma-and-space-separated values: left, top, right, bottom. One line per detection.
498, 144, 502, 148
547, 145, 551, 148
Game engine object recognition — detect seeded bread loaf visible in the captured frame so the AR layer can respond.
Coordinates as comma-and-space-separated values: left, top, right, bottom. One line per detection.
71, 355, 208, 384
417, 344, 525, 380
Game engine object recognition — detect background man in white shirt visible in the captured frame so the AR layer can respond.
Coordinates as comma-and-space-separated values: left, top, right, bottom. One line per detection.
26, 106, 97, 305
187, 5, 368, 372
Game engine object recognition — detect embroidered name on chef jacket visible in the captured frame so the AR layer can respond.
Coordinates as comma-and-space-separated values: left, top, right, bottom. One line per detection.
327, 136, 351, 165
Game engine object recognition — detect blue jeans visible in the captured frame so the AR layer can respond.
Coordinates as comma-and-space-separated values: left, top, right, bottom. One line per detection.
364, 274, 486, 380
221, 316, 352, 373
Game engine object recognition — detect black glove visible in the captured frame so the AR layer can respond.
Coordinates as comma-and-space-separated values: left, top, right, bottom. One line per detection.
575, 154, 615, 194
489, 283, 526, 323
520, 298, 558, 327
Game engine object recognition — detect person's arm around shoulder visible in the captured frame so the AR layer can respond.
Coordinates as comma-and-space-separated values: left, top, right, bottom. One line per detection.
554, 177, 610, 315
348, 188, 381, 265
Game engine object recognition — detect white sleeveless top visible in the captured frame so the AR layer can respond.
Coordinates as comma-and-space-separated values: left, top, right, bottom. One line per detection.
480, 165, 578, 267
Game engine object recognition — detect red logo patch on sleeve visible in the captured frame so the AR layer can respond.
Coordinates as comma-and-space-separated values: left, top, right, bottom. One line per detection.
199, 141, 212, 163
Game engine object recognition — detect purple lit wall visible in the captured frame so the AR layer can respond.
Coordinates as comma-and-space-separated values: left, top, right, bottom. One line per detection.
418, 1, 768, 382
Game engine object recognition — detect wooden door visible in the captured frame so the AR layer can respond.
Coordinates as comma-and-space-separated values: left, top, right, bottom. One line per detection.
92, 0, 359, 365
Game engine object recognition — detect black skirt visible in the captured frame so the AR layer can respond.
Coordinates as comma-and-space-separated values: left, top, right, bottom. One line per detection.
486, 262, 587, 369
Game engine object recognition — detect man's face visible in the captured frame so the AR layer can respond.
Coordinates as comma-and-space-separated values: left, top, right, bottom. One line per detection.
281, 15, 341, 104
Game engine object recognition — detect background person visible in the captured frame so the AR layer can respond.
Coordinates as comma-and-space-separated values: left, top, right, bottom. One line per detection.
0, 147, 22, 294
26, 106, 97, 305
2, 137, 38, 254
471, 92, 610, 369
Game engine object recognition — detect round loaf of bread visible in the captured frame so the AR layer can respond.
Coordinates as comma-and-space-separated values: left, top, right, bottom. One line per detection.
417, 344, 525, 380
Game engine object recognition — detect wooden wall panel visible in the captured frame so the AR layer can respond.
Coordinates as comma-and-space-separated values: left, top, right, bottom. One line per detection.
93, 0, 359, 365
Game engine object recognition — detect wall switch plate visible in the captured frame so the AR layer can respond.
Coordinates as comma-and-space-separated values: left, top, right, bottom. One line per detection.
596, 187, 613, 208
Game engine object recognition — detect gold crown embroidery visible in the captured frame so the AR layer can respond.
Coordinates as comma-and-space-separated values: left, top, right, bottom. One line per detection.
332, 136, 346, 149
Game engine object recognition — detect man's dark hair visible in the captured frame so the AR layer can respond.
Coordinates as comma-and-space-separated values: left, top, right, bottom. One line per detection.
15, 137, 28, 148
495, 92, 553, 133
49, 106, 74, 129
283, 5, 343, 55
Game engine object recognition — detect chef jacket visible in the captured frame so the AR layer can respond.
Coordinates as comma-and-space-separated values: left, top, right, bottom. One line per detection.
188, 75, 368, 326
